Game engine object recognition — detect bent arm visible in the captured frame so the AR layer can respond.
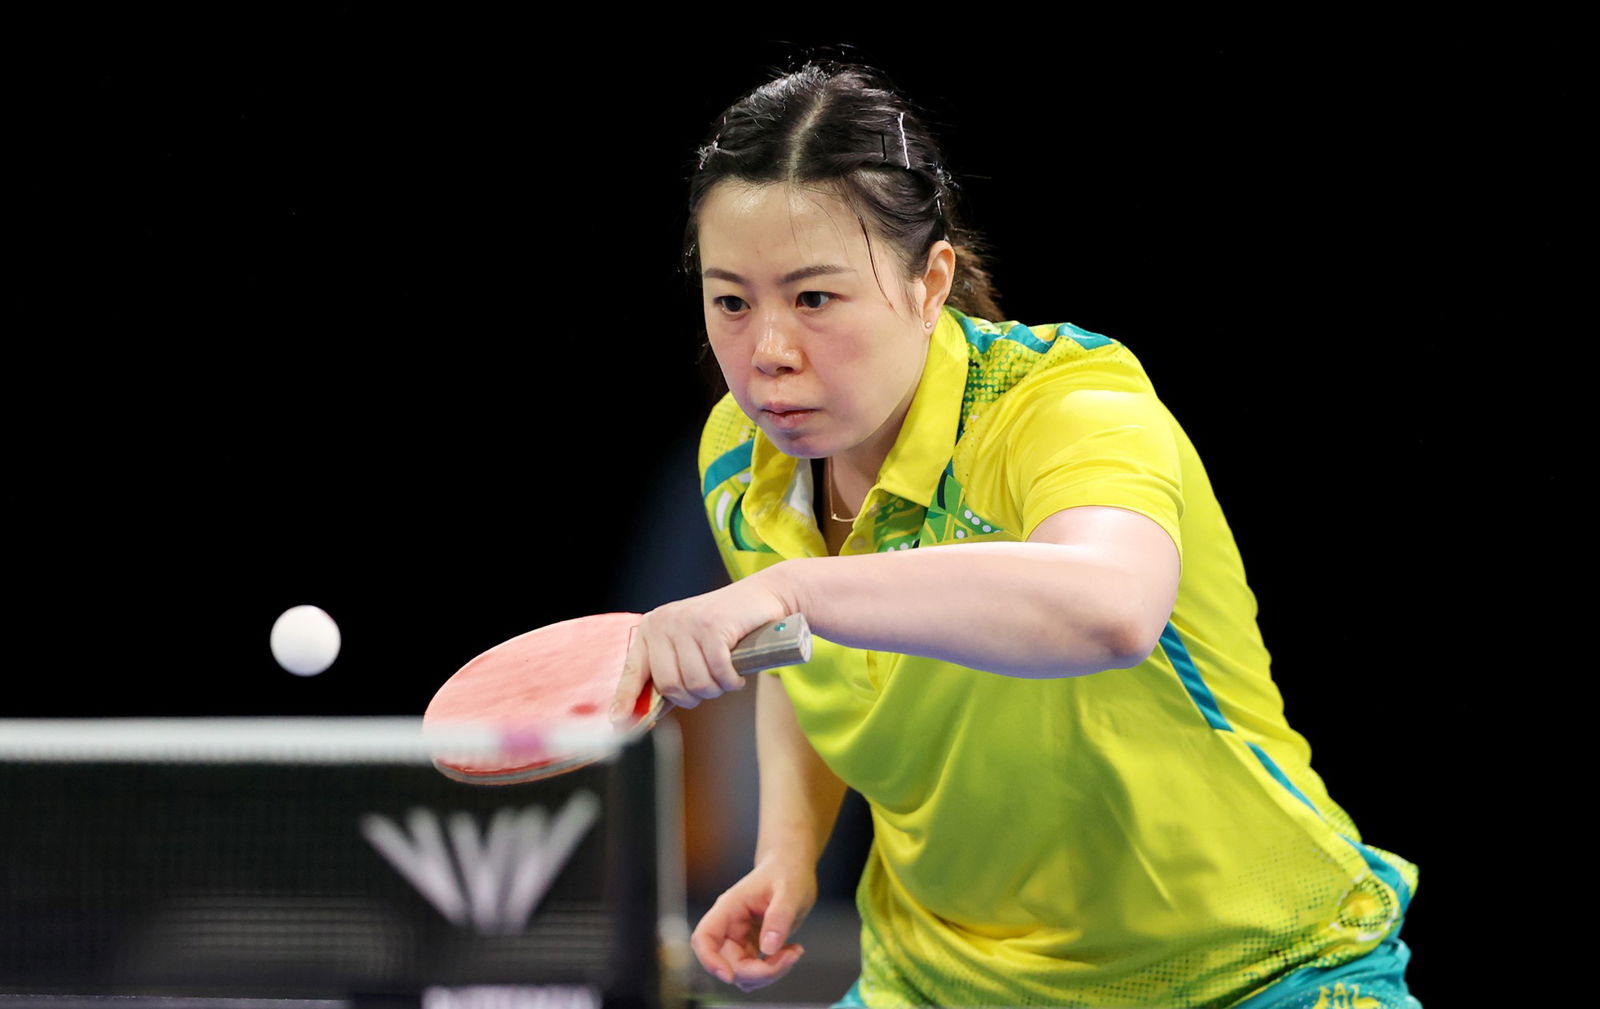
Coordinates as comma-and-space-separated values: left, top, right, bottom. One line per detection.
754, 671, 848, 870
756, 505, 1180, 679
686, 672, 839, 987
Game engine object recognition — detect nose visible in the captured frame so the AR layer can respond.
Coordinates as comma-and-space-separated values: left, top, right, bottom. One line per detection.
752, 311, 803, 376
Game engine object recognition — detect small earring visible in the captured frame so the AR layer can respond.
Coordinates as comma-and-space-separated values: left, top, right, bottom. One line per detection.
924, 320, 934, 329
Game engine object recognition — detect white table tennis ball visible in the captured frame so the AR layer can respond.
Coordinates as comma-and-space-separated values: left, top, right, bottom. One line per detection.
271, 605, 341, 676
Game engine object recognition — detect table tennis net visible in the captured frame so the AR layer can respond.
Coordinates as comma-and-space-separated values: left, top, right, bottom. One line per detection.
0, 718, 683, 1006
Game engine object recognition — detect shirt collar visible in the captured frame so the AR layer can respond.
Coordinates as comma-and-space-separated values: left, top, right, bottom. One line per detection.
876, 307, 966, 507
742, 309, 967, 553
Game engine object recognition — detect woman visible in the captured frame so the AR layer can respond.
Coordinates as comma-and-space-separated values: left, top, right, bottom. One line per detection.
609, 62, 1419, 1009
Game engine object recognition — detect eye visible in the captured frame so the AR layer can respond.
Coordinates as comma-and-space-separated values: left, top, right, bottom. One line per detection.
798, 291, 833, 310
712, 295, 747, 315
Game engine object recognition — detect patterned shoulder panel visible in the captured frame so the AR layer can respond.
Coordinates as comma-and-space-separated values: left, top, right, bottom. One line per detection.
952, 311, 1139, 435
698, 394, 775, 555
949, 312, 1160, 500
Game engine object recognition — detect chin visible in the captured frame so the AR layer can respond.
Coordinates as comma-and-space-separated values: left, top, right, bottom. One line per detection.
763, 428, 831, 460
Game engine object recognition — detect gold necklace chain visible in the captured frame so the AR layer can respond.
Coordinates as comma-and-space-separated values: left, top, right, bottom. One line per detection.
825, 457, 856, 524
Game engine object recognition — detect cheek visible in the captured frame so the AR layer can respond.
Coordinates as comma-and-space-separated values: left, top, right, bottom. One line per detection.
704, 325, 738, 372
848, 328, 919, 379
864, 338, 927, 415
705, 334, 754, 407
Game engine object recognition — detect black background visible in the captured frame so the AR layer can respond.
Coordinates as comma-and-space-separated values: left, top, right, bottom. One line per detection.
12, 14, 1581, 1004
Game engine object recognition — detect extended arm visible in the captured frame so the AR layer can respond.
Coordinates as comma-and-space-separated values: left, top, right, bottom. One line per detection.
772, 505, 1179, 678
612, 503, 1181, 716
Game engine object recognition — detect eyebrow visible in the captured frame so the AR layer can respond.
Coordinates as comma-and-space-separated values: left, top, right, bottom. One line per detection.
702, 264, 857, 286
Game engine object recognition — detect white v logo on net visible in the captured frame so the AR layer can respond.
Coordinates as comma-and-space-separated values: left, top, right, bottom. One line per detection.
361, 790, 602, 935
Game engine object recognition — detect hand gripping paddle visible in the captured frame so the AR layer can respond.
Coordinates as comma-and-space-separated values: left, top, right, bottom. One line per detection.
424, 612, 812, 784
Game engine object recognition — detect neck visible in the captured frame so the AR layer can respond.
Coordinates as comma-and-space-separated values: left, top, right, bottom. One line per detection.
827, 413, 901, 519
821, 315, 936, 516
820, 456, 857, 523
831, 372, 921, 510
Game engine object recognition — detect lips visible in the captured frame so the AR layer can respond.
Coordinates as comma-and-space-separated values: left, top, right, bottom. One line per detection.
760, 405, 817, 431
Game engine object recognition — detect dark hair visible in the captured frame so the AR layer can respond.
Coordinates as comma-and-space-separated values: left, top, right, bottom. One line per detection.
683, 61, 1003, 322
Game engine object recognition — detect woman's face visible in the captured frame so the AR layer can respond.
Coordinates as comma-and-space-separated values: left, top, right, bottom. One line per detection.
696, 181, 946, 468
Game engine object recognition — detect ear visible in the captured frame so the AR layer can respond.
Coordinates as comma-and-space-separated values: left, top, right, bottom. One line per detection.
917, 240, 957, 324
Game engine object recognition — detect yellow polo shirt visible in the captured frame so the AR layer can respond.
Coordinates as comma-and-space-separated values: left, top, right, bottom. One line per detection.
697, 308, 1418, 1008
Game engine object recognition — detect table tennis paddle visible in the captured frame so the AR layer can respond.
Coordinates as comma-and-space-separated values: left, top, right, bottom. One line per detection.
424, 612, 812, 785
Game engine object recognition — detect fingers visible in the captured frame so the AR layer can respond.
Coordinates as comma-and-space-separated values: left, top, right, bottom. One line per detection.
690, 894, 744, 983
755, 900, 795, 957
641, 619, 696, 711
693, 923, 804, 990
608, 618, 743, 726
692, 879, 807, 991
723, 937, 804, 991
632, 612, 747, 712
702, 637, 746, 695
669, 631, 746, 704
611, 580, 788, 722
609, 631, 651, 726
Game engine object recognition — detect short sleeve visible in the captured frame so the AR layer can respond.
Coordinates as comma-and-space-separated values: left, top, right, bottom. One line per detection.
997, 380, 1184, 559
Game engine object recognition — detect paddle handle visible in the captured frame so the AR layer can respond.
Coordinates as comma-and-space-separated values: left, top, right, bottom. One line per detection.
730, 613, 812, 673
